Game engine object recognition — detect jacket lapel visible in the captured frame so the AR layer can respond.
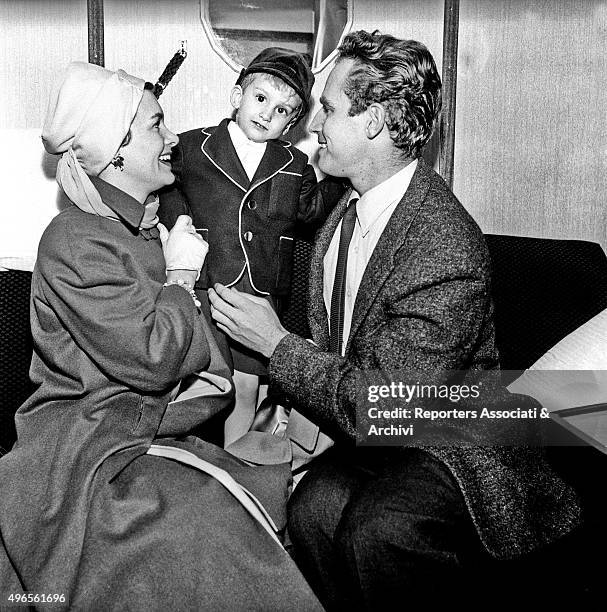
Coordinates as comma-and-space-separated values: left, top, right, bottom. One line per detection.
345, 160, 432, 353
250, 139, 293, 188
200, 119, 249, 192
308, 188, 353, 348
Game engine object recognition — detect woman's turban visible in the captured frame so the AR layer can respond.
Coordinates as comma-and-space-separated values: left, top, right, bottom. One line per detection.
43, 61, 145, 175
41, 62, 150, 220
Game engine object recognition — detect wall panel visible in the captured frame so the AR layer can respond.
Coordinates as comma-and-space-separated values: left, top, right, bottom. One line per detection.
455, 0, 607, 249
0, 0, 445, 151
0, 0, 88, 128
5, 1, 604, 260
0, 0, 87, 267
299, 0, 444, 163
0, 0, 445, 264
353, 0, 444, 67
103, 0, 236, 134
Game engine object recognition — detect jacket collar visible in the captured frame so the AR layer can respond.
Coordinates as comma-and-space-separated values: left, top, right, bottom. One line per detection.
308, 189, 349, 347
309, 159, 431, 350
201, 118, 294, 192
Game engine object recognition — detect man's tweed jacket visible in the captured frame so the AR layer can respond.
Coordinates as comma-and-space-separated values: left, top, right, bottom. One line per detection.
270, 158, 580, 559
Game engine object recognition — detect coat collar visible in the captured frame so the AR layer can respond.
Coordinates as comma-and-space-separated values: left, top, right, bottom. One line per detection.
89, 175, 148, 232
309, 159, 432, 350
201, 118, 294, 192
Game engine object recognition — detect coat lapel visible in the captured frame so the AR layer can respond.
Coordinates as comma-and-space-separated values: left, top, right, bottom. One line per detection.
345, 160, 432, 354
308, 188, 353, 348
201, 119, 249, 192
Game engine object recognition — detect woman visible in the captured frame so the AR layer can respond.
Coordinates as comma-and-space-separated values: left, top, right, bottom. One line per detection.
0, 62, 321, 611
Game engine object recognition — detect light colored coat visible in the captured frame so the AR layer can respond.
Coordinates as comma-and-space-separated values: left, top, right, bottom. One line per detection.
0, 179, 322, 611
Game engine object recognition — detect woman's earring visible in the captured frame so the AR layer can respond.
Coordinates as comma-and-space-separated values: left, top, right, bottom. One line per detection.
110, 154, 124, 171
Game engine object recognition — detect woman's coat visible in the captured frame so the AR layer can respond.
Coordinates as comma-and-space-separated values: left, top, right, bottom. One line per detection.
0, 179, 321, 611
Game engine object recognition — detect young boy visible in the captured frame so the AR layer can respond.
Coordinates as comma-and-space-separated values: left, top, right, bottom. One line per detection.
159, 47, 344, 446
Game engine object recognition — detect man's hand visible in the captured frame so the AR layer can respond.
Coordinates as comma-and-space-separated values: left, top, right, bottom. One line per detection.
208, 284, 289, 358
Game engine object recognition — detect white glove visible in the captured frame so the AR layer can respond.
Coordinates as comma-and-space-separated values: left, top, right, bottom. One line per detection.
161, 215, 208, 276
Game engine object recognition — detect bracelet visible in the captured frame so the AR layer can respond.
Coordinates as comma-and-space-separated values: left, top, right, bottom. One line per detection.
163, 279, 201, 309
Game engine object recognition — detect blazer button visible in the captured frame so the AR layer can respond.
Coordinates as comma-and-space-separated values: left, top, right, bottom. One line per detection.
247, 199, 257, 210
243, 231, 253, 242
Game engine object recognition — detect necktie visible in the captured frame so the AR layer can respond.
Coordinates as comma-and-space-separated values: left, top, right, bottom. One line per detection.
330, 199, 358, 354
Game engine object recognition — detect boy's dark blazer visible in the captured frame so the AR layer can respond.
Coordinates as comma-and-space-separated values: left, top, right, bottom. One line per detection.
159, 118, 339, 296
269, 158, 581, 559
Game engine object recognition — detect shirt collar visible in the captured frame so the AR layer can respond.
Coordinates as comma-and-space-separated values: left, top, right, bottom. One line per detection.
228, 119, 268, 154
352, 159, 418, 237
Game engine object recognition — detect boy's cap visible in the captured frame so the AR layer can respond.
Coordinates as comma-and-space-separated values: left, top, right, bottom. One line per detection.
236, 47, 314, 122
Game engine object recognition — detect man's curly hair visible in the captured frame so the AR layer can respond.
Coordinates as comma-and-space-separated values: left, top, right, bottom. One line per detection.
337, 30, 442, 159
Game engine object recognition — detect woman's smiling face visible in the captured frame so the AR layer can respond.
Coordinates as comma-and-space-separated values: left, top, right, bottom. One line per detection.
118, 90, 179, 195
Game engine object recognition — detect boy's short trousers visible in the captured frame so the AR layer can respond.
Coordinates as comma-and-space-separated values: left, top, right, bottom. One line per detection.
224, 273, 276, 377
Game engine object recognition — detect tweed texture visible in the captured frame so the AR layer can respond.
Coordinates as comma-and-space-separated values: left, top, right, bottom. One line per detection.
270, 159, 581, 558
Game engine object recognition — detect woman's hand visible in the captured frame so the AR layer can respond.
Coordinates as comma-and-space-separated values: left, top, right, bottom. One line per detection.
161, 215, 208, 279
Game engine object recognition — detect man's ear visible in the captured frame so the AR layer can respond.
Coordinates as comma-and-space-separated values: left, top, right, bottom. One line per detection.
365, 102, 386, 139
230, 85, 243, 111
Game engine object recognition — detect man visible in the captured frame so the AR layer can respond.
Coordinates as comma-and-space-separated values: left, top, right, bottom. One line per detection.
209, 30, 580, 609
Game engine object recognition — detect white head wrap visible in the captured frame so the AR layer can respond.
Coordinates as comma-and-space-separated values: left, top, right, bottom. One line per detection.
42, 62, 152, 222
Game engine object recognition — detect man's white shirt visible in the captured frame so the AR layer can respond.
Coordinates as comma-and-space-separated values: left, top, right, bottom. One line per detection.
323, 159, 418, 355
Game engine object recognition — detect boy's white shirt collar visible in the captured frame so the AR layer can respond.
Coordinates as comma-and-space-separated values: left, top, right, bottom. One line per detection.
227, 119, 268, 151
227, 120, 268, 181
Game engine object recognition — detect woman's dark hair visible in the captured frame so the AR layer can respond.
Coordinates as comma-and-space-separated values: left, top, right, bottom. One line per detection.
120, 82, 155, 147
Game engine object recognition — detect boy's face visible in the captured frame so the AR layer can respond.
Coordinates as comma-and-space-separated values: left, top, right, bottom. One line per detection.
230, 73, 301, 142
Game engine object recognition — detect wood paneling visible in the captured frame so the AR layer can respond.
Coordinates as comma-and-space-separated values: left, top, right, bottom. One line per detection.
299, 0, 445, 164
0, 0, 88, 128
353, 0, 444, 63
103, 0, 236, 134
455, 0, 607, 249
439, 0, 459, 186
87, 0, 104, 65
0, 0, 444, 148
3, 0, 606, 256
